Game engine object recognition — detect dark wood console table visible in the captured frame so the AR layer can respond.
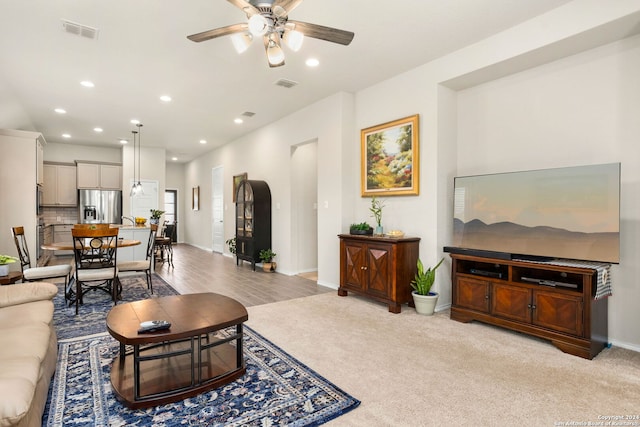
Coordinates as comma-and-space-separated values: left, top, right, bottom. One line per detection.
449, 253, 609, 359
338, 234, 420, 313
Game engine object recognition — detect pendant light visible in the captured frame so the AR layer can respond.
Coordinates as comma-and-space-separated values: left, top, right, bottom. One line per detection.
129, 129, 139, 197
135, 123, 144, 195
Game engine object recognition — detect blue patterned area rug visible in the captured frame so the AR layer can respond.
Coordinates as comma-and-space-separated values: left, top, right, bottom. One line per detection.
45, 274, 360, 426
52, 273, 179, 340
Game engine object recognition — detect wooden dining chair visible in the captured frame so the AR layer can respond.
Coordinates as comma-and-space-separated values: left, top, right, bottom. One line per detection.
11, 226, 72, 286
70, 226, 120, 314
117, 224, 158, 293
155, 221, 176, 268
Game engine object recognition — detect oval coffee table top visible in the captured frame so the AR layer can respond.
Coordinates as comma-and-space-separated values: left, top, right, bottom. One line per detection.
106, 293, 248, 344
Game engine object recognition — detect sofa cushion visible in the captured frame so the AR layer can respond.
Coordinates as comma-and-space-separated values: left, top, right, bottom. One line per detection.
0, 282, 57, 308
0, 300, 54, 328
0, 357, 41, 427
0, 324, 51, 363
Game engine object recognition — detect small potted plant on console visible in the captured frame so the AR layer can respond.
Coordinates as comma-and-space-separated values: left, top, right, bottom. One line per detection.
410, 257, 444, 315
259, 248, 277, 272
349, 222, 373, 235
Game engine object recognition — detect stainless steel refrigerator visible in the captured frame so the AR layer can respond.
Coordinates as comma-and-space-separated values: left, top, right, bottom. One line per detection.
78, 190, 122, 224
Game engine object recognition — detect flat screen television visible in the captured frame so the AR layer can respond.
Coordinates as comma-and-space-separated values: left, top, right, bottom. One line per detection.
449, 163, 620, 264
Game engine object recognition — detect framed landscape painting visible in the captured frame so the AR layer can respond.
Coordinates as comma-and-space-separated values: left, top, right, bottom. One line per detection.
361, 114, 419, 196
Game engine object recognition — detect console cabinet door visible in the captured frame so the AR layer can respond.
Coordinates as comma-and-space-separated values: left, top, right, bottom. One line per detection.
455, 277, 490, 313
532, 290, 583, 336
365, 243, 391, 298
342, 241, 366, 291
491, 283, 532, 323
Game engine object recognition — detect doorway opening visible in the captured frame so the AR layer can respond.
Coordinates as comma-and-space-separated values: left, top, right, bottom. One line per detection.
164, 189, 177, 242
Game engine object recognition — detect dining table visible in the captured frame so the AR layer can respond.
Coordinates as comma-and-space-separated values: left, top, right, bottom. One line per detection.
40, 239, 141, 251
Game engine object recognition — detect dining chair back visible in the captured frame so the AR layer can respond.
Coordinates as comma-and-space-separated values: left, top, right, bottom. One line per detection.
117, 224, 158, 292
71, 226, 120, 314
11, 226, 72, 286
155, 221, 177, 267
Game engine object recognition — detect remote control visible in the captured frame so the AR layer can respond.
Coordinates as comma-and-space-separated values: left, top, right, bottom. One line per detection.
138, 320, 171, 333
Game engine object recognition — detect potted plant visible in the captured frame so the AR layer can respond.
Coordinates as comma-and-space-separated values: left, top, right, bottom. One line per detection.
0, 254, 18, 277
259, 248, 277, 272
225, 237, 236, 254
149, 209, 165, 225
410, 257, 444, 315
349, 222, 373, 235
369, 196, 385, 235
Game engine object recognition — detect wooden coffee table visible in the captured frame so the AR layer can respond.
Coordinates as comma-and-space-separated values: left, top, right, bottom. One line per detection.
106, 293, 248, 409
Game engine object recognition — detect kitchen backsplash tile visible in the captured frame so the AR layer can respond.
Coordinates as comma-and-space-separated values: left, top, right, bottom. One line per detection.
42, 207, 78, 225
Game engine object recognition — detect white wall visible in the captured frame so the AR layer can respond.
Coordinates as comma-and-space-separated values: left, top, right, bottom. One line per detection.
182, 1, 640, 350
456, 35, 640, 350
44, 142, 121, 164
184, 92, 353, 284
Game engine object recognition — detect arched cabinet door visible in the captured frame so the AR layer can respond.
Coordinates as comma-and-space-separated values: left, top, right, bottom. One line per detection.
235, 180, 271, 271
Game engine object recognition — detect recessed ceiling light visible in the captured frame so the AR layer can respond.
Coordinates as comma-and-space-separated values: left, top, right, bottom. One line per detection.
94, 127, 103, 133
130, 119, 140, 124
306, 58, 320, 67
62, 133, 71, 138
234, 118, 243, 124
80, 80, 95, 88
119, 139, 128, 144
199, 139, 207, 144
172, 157, 178, 161
160, 95, 172, 102
54, 108, 66, 114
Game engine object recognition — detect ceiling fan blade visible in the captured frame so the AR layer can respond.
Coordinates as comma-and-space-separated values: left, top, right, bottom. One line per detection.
187, 23, 248, 43
272, 0, 304, 17
226, 0, 260, 17
288, 21, 354, 45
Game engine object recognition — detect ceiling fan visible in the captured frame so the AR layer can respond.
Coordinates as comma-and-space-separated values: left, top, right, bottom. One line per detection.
187, 0, 355, 67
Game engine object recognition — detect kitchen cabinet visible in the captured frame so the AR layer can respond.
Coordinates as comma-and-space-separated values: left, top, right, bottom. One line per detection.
450, 253, 608, 359
53, 224, 73, 256
43, 163, 77, 206
235, 180, 271, 271
338, 234, 420, 313
0, 129, 43, 265
117, 227, 152, 271
76, 162, 122, 190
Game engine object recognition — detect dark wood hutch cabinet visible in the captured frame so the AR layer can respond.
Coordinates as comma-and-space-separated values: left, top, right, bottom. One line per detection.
235, 180, 271, 271
449, 253, 608, 359
338, 234, 420, 313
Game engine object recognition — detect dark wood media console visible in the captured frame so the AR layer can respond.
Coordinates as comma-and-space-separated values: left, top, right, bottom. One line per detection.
449, 253, 608, 359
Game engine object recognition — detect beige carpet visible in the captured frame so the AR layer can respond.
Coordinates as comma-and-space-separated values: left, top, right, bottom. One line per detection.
246, 292, 640, 426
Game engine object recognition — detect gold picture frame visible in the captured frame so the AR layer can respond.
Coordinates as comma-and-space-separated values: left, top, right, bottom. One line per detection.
361, 114, 419, 197
192, 186, 199, 210
232, 173, 247, 202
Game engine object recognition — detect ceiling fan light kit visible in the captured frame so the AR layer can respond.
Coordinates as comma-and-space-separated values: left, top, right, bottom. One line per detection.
187, 0, 354, 67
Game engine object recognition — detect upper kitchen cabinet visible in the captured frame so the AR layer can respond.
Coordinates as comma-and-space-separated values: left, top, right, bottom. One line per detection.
43, 162, 77, 206
0, 129, 44, 270
76, 161, 122, 190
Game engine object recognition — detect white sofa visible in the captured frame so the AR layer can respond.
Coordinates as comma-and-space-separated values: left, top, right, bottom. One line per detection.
0, 282, 58, 427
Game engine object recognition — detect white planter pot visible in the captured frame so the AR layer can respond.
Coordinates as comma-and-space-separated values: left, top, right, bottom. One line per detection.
412, 291, 439, 316
0, 264, 9, 276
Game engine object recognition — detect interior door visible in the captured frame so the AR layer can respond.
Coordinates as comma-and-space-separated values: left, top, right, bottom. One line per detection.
212, 166, 224, 253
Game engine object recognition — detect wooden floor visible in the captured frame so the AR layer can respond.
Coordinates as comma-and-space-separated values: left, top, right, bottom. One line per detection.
152, 244, 332, 307
48, 243, 332, 307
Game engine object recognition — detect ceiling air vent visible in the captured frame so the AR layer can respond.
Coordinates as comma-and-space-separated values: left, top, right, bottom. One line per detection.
274, 78, 298, 89
61, 20, 99, 40
241, 111, 256, 118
